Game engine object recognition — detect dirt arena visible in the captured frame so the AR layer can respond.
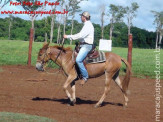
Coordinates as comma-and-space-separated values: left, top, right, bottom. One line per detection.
0, 65, 162, 122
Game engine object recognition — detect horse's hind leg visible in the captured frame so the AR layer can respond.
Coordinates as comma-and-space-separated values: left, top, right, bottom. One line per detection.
113, 71, 129, 107
95, 72, 112, 108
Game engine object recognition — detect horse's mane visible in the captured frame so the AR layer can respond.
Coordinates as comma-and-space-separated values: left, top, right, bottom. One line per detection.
52, 45, 72, 53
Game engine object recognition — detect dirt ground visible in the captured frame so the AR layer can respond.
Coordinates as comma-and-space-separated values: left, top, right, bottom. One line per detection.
0, 65, 162, 122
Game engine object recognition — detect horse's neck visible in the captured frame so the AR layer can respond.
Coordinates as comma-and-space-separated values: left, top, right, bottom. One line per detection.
61, 52, 73, 65
55, 51, 74, 73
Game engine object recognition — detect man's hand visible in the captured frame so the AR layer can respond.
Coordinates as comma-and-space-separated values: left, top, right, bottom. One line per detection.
63, 35, 67, 38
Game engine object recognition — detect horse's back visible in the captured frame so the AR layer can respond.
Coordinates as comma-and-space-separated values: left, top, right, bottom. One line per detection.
86, 52, 122, 78
105, 52, 122, 63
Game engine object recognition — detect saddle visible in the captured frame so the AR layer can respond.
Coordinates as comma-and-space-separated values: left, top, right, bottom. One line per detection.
73, 42, 106, 79
74, 42, 99, 59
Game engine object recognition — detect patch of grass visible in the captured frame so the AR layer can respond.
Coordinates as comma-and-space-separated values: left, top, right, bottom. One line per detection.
0, 112, 57, 122
113, 47, 163, 79
0, 40, 162, 79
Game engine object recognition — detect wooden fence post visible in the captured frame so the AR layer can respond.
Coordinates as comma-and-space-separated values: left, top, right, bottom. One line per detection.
127, 34, 133, 67
28, 28, 34, 66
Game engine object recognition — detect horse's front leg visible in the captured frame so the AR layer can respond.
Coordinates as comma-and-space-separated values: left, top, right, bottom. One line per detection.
71, 81, 76, 105
63, 75, 76, 105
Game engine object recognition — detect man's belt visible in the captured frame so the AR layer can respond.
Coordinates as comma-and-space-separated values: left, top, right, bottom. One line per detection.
80, 42, 93, 45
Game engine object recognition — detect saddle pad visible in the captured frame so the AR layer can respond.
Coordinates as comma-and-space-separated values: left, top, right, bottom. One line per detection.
85, 51, 106, 64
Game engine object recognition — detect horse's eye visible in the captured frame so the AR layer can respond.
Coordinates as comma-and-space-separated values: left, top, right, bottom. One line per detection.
39, 54, 42, 56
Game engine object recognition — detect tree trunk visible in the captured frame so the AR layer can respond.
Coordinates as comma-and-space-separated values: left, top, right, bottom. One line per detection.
159, 35, 162, 44
128, 25, 131, 35
127, 13, 132, 35
45, 33, 47, 42
8, 19, 11, 40
50, 14, 55, 43
101, 26, 104, 39
62, 14, 68, 45
101, 11, 105, 39
109, 26, 113, 40
101, 18, 104, 39
57, 24, 61, 44
159, 31, 162, 44
31, 17, 34, 30
70, 16, 74, 45
63, 14, 67, 35
109, 19, 113, 40
128, 18, 131, 35
31, 17, 35, 42
109, 18, 113, 40
156, 31, 159, 48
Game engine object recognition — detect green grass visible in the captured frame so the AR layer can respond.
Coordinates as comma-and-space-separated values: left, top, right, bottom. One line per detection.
0, 40, 41, 66
0, 112, 56, 122
112, 47, 163, 78
0, 40, 162, 79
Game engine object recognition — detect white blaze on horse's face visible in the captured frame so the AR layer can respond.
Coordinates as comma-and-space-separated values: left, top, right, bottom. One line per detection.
36, 62, 44, 71
35, 48, 47, 71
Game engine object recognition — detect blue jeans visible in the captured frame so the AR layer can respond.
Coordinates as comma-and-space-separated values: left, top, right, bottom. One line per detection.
76, 44, 92, 80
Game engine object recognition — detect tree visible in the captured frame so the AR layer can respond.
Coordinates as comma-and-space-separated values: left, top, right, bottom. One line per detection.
56, 0, 65, 44
69, 0, 83, 44
99, 4, 105, 39
151, 11, 163, 48
107, 4, 125, 40
8, 15, 14, 40
61, 0, 85, 44
43, 17, 48, 42
0, 16, 157, 48
50, 6, 56, 43
16, 0, 44, 41
56, 15, 62, 44
61, 0, 71, 44
49, 0, 60, 43
0, 0, 11, 10
124, 2, 139, 35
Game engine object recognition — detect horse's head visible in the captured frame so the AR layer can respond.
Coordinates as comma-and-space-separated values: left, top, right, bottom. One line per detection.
36, 43, 51, 71
36, 43, 73, 71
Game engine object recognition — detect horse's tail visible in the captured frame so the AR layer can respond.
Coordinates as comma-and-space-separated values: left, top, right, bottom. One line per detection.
121, 58, 132, 94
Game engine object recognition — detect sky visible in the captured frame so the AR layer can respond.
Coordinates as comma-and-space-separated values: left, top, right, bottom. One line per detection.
0, 0, 163, 32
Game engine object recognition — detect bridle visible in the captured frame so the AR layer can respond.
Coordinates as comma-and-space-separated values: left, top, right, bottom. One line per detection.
41, 38, 65, 70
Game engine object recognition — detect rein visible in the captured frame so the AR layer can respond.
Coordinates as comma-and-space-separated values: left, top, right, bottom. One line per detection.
54, 38, 65, 64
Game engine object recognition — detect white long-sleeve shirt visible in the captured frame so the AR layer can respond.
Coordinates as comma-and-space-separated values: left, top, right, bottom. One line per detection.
67, 21, 94, 44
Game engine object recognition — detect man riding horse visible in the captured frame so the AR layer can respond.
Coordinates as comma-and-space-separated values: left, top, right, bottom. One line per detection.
36, 12, 131, 108
64, 11, 94, 85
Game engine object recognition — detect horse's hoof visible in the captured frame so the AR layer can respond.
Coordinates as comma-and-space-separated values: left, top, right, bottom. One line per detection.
123, 104, 128, 109
69, 101, 75, 106
94, 104, 101, 108
67, 103, 74, 106
67, 104, 71, 106
72, 99, 76, 104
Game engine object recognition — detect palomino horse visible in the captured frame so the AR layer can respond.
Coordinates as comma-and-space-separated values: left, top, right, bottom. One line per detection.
36, 43, 131, 108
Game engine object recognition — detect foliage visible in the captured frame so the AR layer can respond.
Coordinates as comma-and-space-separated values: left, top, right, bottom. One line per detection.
0, 16, 160, 48
0, 0, 11, 10
107, 4, 125, 40
124, 2, 139, 35
151, 10, 163, 48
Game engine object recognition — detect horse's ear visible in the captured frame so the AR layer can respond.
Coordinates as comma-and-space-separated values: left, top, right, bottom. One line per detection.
43, 42, 49, 49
